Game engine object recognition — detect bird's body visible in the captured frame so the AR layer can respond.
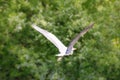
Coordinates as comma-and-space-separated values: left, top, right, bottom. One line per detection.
32, 23, 94, 61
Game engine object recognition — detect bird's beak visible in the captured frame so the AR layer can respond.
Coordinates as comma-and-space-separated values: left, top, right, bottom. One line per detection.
73, 48, 77, 50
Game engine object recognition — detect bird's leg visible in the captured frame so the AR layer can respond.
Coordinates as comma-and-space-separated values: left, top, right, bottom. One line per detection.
57, 56, 63, 61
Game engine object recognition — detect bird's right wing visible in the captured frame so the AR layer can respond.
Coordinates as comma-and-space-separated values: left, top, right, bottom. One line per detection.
32, 24, 67, 53
67, 23, 94, 51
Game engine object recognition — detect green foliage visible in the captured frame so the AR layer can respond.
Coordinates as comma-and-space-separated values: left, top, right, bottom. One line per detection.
0, 0, 120, 80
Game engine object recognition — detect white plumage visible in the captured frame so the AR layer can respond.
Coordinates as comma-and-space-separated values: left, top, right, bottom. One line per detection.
32, 24, 67, 56
32, 23, 94, 60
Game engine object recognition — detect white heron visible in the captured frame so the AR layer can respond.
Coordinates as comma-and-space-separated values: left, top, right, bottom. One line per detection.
32, 23, 94, 61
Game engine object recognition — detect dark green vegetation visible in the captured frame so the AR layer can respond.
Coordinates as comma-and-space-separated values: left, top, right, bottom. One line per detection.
0, 0, 120, 80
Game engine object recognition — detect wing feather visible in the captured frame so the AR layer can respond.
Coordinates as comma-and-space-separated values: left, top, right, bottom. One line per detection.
67, 23, 94, 51
32, 24, 67, 53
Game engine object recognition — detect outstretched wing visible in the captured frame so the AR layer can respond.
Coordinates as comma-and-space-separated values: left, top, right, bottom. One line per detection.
32, 24, 67, 53
66, 23, 94, 53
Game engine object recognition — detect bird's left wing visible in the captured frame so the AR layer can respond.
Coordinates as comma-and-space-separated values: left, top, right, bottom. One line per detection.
67, 23, 94, 51
32, 24, 67, 53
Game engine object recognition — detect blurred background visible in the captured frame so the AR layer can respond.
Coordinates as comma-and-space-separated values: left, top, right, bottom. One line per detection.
0, 0, 120, 80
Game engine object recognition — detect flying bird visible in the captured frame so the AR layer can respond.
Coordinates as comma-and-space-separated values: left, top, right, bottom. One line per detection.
32, 23, 94, 61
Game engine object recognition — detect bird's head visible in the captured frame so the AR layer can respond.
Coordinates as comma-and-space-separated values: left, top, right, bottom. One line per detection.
72, 48, 76, 51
